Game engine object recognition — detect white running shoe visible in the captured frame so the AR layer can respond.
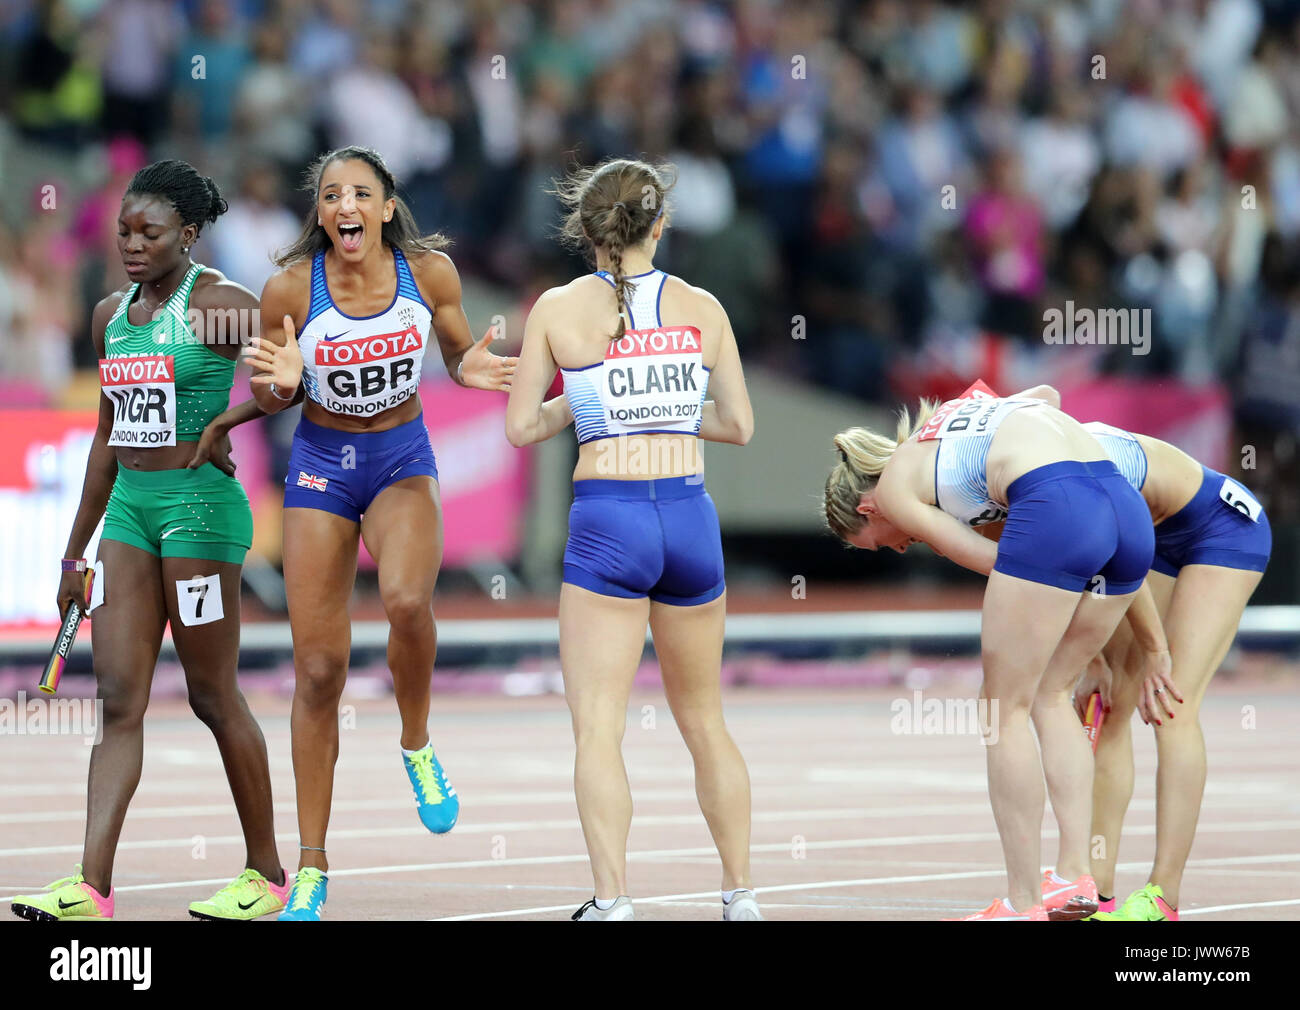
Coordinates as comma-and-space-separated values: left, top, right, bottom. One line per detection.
723, 890, 763, 920
572, 896, 635, 921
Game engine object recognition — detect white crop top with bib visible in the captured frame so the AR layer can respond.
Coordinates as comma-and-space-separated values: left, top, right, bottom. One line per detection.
917, 386, 1042, 527
561, 270, 710, 445
297, 247, 434, 417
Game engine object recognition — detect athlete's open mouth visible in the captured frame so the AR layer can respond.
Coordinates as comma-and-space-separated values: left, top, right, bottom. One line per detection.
338, 222, 364, 252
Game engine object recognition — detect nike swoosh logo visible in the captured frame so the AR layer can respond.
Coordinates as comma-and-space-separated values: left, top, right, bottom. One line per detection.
237, 897, 264, 910
58, 898, 87, 910
1043, 884, 1081, 899
323, 330, 351, 342
160, 526, 185, 540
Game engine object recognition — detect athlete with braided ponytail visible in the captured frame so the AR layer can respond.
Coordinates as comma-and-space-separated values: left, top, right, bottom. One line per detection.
507, 159, 759, 921
12, 160, 288, 921
243, 146, 515, 920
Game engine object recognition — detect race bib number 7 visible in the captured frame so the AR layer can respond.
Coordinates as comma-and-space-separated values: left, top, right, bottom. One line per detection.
602, 326, 704, 427
1219, 478, 1262, 522
100, 355, 177, 447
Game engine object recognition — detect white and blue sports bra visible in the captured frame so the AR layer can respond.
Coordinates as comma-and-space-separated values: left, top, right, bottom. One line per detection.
297, 246, 434, 418
917, 391, 1042, 527
561, 270, 710, 445
1083, 421, 1148, 492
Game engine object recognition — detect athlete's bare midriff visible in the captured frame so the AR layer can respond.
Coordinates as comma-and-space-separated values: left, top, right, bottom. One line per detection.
301, 393, 424, 433
1131, 433, 1203, 525
573, 432, 705, 481
113, 441, 206, 472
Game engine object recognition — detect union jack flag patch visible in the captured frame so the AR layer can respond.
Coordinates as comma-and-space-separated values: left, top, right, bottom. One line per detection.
297, 471, 328, 491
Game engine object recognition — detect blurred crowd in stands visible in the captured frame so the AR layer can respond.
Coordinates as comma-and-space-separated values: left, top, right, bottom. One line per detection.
2, 0, 1299, 522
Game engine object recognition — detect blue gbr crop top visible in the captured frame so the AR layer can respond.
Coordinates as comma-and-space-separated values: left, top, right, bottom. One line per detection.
561, 270, 710, 445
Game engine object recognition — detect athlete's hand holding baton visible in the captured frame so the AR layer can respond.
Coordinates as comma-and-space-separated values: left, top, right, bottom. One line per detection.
42, 562, 96, 695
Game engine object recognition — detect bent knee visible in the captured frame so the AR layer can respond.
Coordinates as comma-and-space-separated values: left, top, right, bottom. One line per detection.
186, 686, 244, 728
674, 711, 728, 750
97, 678, 150, 726
382, 592, 433, 633
295, 654, 348, 707
570, 709, 627, 749
1031, 688, 1073, 718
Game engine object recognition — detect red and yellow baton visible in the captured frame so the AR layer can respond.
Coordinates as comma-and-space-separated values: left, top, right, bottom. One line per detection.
39, 568, 94, 695
1082, 691, 1105, 754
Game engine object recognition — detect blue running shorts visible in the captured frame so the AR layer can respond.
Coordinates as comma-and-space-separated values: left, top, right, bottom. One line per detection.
1151, 465, 1271, 577
563, 476, 725, 606
993, 460, 1154, 595
283, 414, 439, 521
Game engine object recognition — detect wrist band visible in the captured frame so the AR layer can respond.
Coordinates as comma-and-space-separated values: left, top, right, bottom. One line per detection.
456, 360, 465, 385
61, 559, 87, 573
270, 382, 294, 401
300, 844, 326, 852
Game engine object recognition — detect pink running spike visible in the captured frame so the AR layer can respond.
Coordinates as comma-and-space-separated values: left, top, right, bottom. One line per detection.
268, 872, 290, 904
84, 881, 115, 918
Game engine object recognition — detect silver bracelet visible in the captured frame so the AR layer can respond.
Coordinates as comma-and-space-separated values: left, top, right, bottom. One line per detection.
456, 360, 464, 385
270, 382, 294, 401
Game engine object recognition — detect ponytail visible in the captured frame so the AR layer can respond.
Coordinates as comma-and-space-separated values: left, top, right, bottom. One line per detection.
824, 400, 939, 540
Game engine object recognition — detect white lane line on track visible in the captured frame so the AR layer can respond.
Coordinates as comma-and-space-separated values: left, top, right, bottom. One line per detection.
1180, 898, 1300, 915
4, 842, 1297, 907
6, 815, 1300, 861
432, 857, 1300, 920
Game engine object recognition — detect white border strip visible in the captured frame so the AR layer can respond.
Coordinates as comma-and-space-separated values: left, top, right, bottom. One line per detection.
4, 606, 1296, 658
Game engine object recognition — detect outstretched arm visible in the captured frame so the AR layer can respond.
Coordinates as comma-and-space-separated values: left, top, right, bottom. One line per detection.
413, 251, 516, 390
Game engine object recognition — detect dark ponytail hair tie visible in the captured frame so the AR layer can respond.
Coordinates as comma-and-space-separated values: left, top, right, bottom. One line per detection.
839, 448, 849, 464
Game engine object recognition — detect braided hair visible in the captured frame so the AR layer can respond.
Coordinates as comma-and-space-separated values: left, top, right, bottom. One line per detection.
124, 159, 228, 236
553, 158, 673, 340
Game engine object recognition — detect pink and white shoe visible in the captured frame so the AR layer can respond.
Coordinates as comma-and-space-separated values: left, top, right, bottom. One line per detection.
945, 898, 1049, 921
1041, 869, 1099, 921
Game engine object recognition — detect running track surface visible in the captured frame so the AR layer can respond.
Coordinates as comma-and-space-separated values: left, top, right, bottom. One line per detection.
2, 681, 1297, 921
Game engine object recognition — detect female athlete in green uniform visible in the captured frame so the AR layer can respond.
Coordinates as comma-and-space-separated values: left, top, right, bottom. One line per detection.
11, 160, 287, 921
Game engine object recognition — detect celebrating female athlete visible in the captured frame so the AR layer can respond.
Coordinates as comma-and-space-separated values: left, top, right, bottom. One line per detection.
12, 160, 288, 921
243, 146, 514, 920
824, 383, 1155, 920
506, 158, 759, 921
1073, 419, 1270, 921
